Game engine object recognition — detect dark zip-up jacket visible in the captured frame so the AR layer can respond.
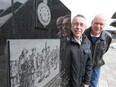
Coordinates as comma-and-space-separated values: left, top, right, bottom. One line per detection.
84, 27, 112, 68
69, 35, 92, 87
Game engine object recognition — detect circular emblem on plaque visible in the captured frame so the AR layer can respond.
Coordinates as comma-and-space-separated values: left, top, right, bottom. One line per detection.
37, 2, 51, 27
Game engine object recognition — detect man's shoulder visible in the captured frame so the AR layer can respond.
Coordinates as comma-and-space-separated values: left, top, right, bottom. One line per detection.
101, 30, 112, 42
84, 27, 91, 35
104, 30, 112, 38
101, 31, 112, 43
83, 34, 91, 45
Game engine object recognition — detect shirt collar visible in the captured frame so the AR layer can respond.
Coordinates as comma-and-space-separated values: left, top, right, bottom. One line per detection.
74, 36, 82, 45
90, 33, 100, 37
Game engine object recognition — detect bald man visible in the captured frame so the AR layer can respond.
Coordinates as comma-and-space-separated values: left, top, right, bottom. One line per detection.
84, 14, 112, 87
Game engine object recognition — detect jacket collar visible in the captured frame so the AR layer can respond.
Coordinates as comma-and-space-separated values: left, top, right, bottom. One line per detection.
71, 34, 87, 43
88, 26, 106, 41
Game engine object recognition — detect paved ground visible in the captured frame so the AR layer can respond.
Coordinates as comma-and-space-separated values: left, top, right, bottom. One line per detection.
98, 45, 116, 87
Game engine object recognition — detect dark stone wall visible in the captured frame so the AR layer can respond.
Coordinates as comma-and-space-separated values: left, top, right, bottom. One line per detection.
0, 0, 71, 87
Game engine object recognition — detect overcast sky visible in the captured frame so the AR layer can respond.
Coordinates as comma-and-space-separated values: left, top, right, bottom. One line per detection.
0, 0, 116, 27
60, 0, 116, 27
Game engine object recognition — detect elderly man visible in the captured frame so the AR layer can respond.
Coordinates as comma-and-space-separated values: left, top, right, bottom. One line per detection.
70, 14, 92, 87
84, 14, 112, 87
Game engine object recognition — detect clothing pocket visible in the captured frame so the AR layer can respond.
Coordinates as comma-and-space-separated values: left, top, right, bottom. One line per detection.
83, 49, 91, 55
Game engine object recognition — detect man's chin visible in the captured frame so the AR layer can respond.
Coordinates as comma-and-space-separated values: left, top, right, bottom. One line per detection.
75, 34, 81, 37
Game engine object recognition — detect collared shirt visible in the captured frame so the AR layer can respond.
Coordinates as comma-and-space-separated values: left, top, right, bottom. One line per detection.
74, 37, 82, 45
90, 33, 100, 37
90, 33, 100, 43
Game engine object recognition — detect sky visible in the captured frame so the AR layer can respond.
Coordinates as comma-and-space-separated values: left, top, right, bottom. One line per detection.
0, 0, 116, 28
60, 0, 116, 27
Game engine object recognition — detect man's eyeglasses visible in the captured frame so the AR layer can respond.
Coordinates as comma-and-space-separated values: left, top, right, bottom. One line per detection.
72, 22, 86, 27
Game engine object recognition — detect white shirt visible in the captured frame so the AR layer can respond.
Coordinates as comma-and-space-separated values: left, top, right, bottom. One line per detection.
74, 37, 82, 45
90, 33, 100, 37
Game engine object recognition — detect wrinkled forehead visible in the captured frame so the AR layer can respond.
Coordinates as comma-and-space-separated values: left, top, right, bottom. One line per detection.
72, 16, 86, 24
92, 18, 106, 25
93, 14, 106, 23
